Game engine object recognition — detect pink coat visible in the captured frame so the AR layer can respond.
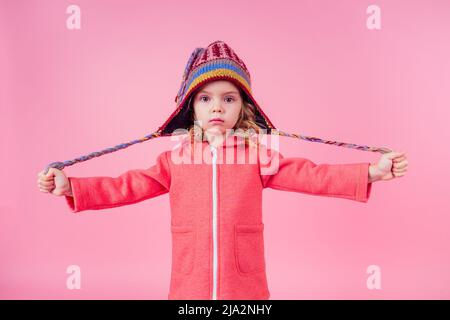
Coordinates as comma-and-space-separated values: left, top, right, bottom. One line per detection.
64, 134, 372, 300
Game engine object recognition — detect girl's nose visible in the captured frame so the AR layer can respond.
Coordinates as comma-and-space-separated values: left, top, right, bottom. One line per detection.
211, 100, 224, 113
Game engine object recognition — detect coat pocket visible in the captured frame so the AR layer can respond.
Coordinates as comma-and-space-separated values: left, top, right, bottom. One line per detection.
171, 225, 196, 275
234, 223, 266, 275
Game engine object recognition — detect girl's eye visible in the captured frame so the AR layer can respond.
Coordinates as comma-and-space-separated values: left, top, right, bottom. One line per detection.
198, 96, 236, 103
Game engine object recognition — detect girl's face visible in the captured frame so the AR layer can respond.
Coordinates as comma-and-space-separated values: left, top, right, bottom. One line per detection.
192, 80, 243, 137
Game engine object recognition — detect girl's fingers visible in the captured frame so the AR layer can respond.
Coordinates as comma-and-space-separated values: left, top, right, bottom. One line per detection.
393, 168, 407, 173
393, 161, 408, 169
38, 183, 55, 189
37, 178, 55, 183
393, 160, 408, 167
39, 180, 55, 187
38, 176, 55, 183
392, 156, 406, 162
390, 151, 406, 158
38, 182, 55, 193
392, 163, 408, 172
40, 185, 55, 192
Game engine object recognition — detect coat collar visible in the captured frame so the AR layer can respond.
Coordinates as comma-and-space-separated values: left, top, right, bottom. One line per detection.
170, 131, 253, 165
180, 131, 247, 150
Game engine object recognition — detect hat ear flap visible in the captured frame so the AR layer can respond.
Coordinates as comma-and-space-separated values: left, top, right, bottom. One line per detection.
175, 47, 205, 103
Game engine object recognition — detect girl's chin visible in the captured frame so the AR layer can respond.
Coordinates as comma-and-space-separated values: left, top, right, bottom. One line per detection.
206, 124, 226, 130
208, 122, 225, 126
204, 126, 228, 135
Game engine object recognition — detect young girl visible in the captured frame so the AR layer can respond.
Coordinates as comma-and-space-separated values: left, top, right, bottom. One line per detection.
37, 40, 408, 300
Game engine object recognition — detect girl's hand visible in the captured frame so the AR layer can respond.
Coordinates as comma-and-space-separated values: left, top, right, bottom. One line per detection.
37, 168, 73, 197
369, 151, 408, 182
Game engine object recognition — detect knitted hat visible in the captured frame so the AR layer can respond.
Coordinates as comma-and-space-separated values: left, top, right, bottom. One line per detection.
43, 40, 393, 174
157, 40, 275, 136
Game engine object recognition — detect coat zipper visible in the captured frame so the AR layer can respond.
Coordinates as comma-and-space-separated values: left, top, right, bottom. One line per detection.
210, 145, 218, 300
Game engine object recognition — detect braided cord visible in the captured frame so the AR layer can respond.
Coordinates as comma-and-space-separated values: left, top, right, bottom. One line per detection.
272, 130, 393, 154
43, 131, 167, 175
43, 130, 392, 174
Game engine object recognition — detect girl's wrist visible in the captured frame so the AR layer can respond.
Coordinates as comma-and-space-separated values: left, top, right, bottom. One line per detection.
64, 181, 73, 197
368, 164, 383, 183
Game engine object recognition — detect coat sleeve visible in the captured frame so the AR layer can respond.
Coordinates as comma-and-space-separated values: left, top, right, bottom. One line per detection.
259, 147, 372, 203
64, 151, 171, 212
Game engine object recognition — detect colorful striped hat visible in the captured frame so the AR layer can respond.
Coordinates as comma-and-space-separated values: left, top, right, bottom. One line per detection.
43, 40, 393, 174
157, 40, 275, 135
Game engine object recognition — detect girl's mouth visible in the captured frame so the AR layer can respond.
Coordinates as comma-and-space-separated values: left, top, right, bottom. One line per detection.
209, 119, 224, 124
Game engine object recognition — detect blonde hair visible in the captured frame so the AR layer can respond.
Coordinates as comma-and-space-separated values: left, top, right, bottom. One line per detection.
186, 92, 262, 148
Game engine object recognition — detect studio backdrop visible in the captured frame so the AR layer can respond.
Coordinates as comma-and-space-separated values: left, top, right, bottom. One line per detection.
1, 0, 449, 299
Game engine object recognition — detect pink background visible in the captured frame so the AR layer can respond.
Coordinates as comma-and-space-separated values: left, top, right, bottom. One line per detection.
1, 0, 449, 299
